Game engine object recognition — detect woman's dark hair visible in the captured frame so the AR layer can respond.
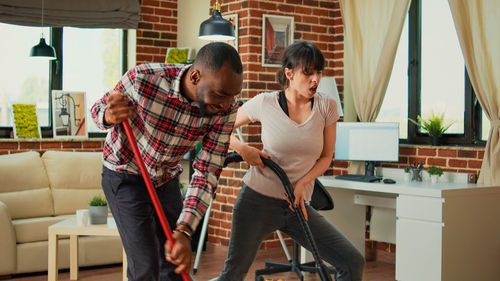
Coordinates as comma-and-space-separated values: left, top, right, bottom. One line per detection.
276, 40, 325, 88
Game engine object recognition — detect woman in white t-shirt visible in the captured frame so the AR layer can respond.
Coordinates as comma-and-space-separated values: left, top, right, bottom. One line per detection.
213, 41, 364, 281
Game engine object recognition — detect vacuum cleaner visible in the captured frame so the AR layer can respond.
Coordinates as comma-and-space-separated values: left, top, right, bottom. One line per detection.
223, 152, 334, 281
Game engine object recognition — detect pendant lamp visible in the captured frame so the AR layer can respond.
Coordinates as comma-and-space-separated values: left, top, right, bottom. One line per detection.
30, 0, 56, 59
198, 1, 235, 41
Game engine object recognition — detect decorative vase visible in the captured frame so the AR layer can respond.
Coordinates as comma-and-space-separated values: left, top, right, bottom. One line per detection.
430, 175, 439, 184
88, 206, 108, 224
431, 136, 441, 146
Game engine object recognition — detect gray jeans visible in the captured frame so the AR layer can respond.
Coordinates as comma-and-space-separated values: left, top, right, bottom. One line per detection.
216, 185, 365, 281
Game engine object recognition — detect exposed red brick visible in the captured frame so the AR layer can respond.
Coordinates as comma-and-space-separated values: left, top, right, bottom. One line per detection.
427, 158, 446, 166
478, 151, 485, 159
458, 150, 477, 158
61, 142, 82, 149
0, 142, 18, 150
400, 147, 417, 156
468, 160, 483, 169
449, 159, 467, 168
438, 149, 457, 157
82, 141, 103, 149
418, 148, 436, 156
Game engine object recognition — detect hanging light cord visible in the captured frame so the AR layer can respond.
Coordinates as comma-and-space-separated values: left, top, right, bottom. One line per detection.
40, 0, 45, 38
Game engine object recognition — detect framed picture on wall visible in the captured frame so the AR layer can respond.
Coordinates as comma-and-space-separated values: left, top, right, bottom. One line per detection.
165, 47, 193, 64
223, 14, 239, 51
11, 103, 41, 139
52, 91, 88, 139
262, 14, 294, 67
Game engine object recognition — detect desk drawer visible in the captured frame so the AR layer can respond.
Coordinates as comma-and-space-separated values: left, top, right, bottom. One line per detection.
397, 195, 443, 222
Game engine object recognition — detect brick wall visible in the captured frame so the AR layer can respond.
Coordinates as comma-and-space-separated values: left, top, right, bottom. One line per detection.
136, 0, 178, 64
210, 0, 344, 247
0, 139, 104, 155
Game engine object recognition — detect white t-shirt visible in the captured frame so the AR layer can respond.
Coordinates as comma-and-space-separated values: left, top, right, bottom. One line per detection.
241, 91, 339, 201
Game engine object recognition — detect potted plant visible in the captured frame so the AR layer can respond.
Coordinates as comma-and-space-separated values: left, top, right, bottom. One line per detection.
403, 167, 411, 182
427, 166, 444, 183
408, 112, 453, 146
88, 194, 108, 224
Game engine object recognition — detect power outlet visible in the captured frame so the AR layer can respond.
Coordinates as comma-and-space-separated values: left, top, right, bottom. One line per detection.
468, 173, 477, 183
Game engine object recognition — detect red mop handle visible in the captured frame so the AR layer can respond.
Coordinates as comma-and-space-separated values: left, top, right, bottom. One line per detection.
122, 120, 191, 281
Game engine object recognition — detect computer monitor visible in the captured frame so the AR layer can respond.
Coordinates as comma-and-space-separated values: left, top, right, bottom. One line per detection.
335, 122, 399, 177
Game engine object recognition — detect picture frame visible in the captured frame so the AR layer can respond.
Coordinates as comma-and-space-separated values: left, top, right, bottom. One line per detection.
51, 90, 88, 139
165, 47, 193, 64
223, 14, 239, 51
262, 14, 294, 67
11, 103, 41, 139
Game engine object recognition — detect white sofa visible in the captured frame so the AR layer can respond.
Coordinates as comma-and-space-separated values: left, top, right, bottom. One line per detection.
0, 150, 122, 276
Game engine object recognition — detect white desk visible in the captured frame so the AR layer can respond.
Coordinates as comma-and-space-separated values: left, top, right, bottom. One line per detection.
48, 217, 127, 281
317, 176, 500, 281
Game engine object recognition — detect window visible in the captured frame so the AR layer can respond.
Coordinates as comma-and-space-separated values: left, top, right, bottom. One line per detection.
377, 0, 487, 146
0, 24, 51, 127
0, 23, 126, 138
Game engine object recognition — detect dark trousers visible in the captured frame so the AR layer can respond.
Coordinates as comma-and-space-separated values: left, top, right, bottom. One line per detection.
216, 185, 365, 281
101, 166, 183, 281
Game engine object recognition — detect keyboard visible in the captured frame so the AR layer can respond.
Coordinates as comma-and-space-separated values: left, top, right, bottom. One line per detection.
335, 174, 382, 183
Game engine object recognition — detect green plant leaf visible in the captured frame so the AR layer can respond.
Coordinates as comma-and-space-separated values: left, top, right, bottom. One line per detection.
427, 166, 443, 176
408, 112, 453, 137
89, 194, 107, 206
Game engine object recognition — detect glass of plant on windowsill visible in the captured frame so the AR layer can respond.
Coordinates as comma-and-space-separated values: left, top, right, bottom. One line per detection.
408, 112, 453, 146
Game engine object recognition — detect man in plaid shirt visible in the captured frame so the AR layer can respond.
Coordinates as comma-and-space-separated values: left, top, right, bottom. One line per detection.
91, 42, 243, 281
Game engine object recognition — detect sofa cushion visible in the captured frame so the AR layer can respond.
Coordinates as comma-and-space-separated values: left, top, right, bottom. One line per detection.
42, 151, 104, 215
0, 188, 54, 220
0, 151, 54, 219
12, 215, 71, 243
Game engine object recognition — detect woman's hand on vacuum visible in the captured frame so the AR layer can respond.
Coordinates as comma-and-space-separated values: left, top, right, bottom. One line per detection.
240, 145, 269, 168
293, 181, 308, 221
165, 230, 192, 274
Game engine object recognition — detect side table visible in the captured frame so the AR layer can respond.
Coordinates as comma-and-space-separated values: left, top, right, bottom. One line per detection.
48, 216, 127, 281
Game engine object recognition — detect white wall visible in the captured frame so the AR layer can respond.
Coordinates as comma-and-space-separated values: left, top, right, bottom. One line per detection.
177, 0, 211, 57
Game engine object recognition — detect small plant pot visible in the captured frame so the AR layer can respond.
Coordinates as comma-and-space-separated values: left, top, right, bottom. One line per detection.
404, 173, 411, 182
88, 206, 108, 224
430, 174, 439, 184
431, 136, 441, 146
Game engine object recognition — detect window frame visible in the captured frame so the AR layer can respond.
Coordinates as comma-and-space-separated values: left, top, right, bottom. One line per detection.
402, 0, 485, 147
0, 27, 127, 139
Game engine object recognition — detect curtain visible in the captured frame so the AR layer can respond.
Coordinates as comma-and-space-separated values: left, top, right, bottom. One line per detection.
0, 0, 140, 29
448, 0, 500, 185
339, 0, 410, 174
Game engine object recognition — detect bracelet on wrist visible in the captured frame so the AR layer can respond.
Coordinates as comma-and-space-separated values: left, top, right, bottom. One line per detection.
173, 229, 192, 240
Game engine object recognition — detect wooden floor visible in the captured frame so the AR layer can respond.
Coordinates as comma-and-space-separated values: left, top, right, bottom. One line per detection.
3, 244, 395, 281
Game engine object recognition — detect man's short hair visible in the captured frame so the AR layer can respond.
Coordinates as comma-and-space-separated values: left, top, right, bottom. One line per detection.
194, 42, 243, 74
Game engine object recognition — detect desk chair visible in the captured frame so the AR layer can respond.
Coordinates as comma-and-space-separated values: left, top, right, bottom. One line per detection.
254, 179, 337, 281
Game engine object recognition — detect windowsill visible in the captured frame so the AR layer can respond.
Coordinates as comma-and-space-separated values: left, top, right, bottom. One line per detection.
400, 143, 485, 150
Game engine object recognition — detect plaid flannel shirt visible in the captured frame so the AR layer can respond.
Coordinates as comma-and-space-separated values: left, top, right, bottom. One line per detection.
91, 63, 237, 231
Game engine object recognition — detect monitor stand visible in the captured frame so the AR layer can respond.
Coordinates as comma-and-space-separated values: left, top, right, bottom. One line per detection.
365, 161, 375, 177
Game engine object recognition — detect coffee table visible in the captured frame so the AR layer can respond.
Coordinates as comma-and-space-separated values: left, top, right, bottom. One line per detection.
48, 216, 127, 281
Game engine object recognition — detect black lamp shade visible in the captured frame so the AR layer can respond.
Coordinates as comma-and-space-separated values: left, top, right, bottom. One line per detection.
198, 9, 235, 41
30, 38, 57, 59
